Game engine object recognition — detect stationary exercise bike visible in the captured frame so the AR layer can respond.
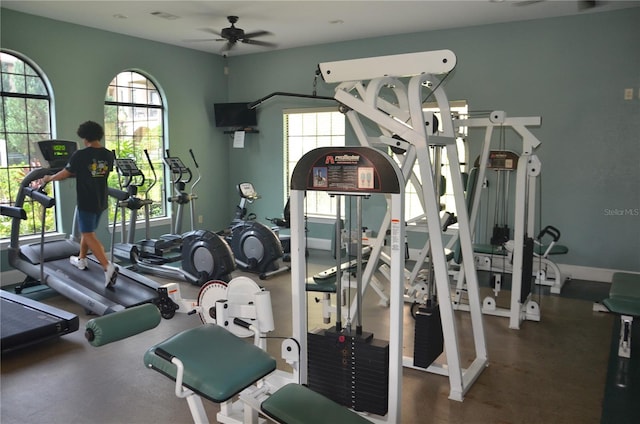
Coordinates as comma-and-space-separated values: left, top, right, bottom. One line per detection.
112, 150, 235, 286
222, 182, 290, 280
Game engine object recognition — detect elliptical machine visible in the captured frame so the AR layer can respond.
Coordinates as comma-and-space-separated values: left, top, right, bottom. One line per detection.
112, 150, 235, 286
223, 182, 290, 280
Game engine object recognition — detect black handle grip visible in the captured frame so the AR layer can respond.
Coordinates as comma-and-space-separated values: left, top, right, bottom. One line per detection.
537, 225, 561, 242
233, 318, 252, 329
1, 205, 27, 220
24, 187, 55, 208
108, 187, 130, 202
189, 149, 199, 169
154, 348, 175, 363
144, 149, 155, 171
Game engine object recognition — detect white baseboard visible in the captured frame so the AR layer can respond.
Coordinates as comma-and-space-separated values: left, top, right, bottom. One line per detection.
307, 237, 332, 251
556, 264, 638, 283
406, 247, 636, 283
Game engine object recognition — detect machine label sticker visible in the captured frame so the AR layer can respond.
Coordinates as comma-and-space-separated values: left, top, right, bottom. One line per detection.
309, 151, 380, 192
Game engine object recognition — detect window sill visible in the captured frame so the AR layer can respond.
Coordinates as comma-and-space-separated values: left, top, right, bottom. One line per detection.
111, 216, 171, 234
306, 215, 338, 225
0, 232, 68, 251
0, 217, 172, 252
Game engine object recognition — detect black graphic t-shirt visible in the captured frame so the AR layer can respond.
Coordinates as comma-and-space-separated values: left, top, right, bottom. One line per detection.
65, 146, 115, 213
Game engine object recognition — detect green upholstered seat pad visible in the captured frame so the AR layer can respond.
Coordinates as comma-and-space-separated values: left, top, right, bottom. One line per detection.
306, 282, 337, 293
603, 297, 640, 317
473, 244, 508, 256
535, 244, 569, 255
143, 324, 276, 402
604, 273, 640, 316
305, 277, 337, 293
611, 273, 640, 297
473, 243, 568, 256
261, 383, 371, 424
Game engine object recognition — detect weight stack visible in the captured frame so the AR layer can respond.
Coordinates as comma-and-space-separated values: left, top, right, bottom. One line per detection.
308, 327, 389, 416
413, 303, 444, 369
520, 235, 535, 303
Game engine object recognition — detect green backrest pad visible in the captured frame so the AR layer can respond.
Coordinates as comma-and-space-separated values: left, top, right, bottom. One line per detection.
535, 244, 569, 255
472, 243, 567, 256
305, 280, 337, 293
143, 324, 276, 403
603, 273, 640, 316
261, 383, 371, 424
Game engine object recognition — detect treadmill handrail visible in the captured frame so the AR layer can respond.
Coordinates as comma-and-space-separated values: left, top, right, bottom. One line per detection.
10, 167, 60, 250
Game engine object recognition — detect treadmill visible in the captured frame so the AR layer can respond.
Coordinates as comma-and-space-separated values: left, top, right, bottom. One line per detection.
6, 140, 177, 318
1, 205, 79, 353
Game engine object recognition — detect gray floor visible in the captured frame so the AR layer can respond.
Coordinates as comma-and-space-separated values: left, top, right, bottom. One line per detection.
1, 250, 614, 424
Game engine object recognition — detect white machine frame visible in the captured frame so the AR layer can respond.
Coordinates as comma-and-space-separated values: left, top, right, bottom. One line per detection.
159, 276, 302, 424
451, 112, 564, 329
289, 148, 406, 423
147, 50, 490, 424
299, 50, 488, 416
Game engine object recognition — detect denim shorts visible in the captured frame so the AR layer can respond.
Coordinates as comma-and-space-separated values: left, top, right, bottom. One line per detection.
77, 209, 103, 233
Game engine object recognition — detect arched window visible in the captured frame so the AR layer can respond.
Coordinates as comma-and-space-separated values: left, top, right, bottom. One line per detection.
104, 71, 166, 223
0, 50, 53, 238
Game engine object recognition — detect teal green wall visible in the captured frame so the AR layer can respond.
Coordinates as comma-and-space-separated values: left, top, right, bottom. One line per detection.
1, 7, 639, 273
227, 9, 640, 272
0, 9, 229, 274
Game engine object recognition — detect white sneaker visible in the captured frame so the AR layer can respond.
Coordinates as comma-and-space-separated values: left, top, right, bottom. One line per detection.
70, 256, 88, 270
104, 263, 119, 288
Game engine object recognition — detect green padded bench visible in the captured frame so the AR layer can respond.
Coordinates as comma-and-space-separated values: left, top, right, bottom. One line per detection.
472, 242, 567, 257
144, 324, 372, 423
261, 383, 371, 424
144, 324, 277, 403
603, 272, 640, 359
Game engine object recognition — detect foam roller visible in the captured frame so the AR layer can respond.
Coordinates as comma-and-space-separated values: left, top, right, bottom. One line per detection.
85, 303, 161, 347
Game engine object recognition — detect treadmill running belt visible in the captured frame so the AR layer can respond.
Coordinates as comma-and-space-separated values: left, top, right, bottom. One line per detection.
1, 290, 79, 353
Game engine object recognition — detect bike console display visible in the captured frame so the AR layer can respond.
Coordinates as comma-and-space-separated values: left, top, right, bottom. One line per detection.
238, 182, 258, 200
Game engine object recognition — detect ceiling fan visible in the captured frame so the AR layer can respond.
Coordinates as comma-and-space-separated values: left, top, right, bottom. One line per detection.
194, 16, 277, 53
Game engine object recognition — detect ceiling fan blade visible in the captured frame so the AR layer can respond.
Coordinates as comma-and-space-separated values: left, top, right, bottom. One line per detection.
183, 38, 218, 42
221, 41, 235, 52
241, 39, 277, 48
512, 0, 545, 6
201, 28, 223, 37
242, 30, 272, 39
578, 0, 597, 10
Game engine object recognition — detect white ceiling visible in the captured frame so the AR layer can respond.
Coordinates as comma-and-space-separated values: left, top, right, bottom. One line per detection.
2, 1, 639, 56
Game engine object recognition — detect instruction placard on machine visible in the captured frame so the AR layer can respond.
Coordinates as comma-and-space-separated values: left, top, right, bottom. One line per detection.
309, 152, 378, 192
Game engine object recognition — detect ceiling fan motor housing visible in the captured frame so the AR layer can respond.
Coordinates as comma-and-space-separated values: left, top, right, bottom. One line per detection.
221, 26, 244, 41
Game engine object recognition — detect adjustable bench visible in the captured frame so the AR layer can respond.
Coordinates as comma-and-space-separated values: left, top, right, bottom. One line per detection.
144, 323, 371, 423
602, 272, 640, 359
470, 226, 568, 294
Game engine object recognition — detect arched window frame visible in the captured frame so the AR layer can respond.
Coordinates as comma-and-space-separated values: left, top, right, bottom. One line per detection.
104, 70, 168, 228
0, 49, 55, 240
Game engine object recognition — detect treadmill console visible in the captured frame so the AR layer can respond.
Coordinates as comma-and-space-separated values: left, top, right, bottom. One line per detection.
35, 140, 78, 169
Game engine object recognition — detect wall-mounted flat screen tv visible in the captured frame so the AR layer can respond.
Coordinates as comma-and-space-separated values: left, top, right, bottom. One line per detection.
214, 102, 257, 128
